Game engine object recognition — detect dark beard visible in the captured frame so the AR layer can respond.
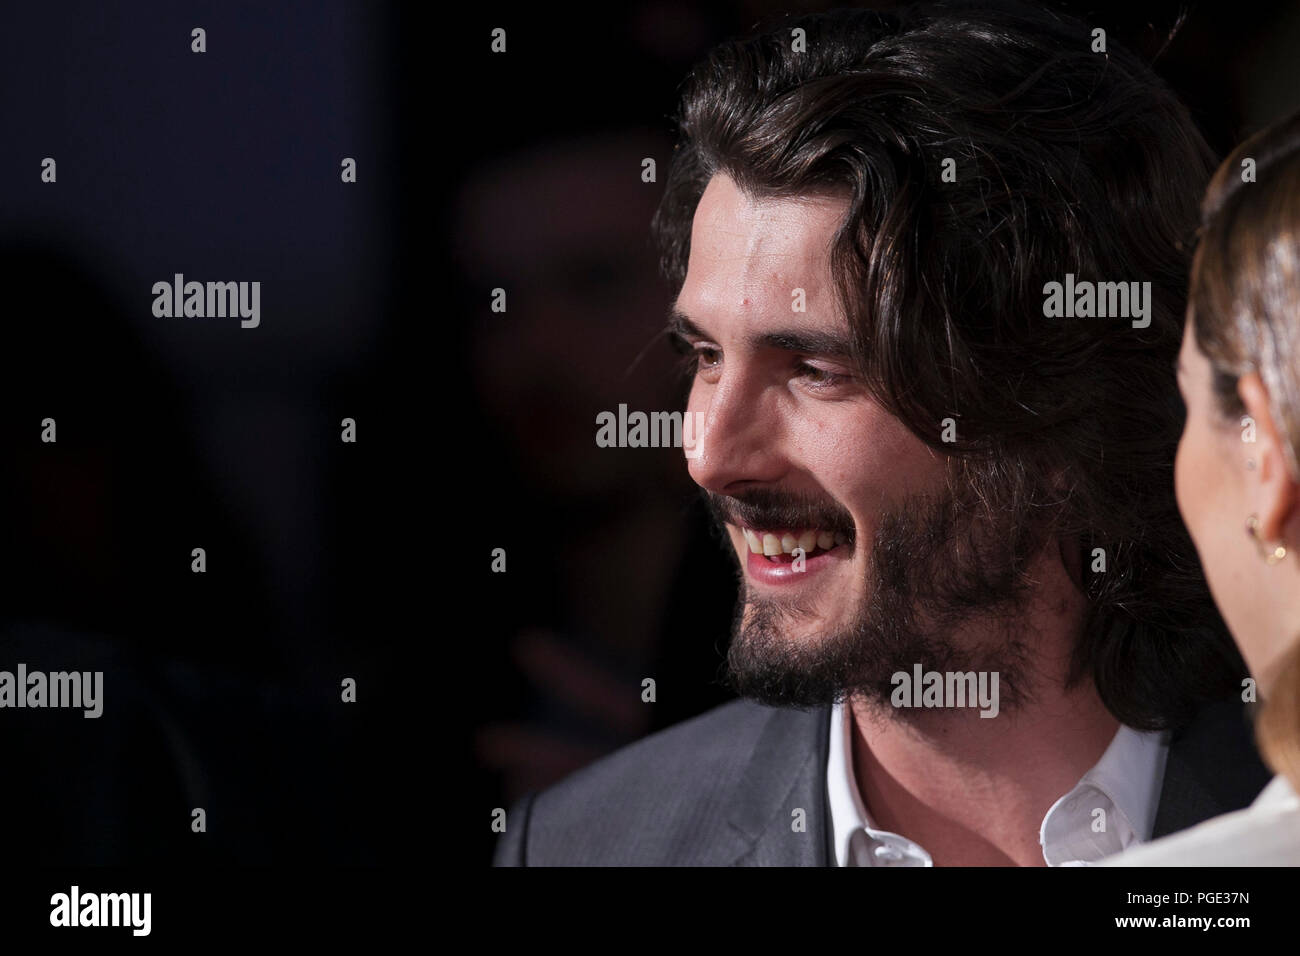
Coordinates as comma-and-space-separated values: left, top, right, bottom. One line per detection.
715, 479, 1045, 716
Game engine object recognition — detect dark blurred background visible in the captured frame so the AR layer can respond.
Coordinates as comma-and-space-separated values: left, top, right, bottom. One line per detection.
2, 0, 1298, 870
449, 0, 1300, 867
0, 2, 415, 863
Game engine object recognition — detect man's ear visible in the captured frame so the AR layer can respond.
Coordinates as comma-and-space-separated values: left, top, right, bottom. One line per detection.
1239, 372, 1299, 542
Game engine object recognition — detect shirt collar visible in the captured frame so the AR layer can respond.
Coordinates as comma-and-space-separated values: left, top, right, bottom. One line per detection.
827, 697, 931, 866
827, 697, 1169, 866
1252, 773, 1300, 810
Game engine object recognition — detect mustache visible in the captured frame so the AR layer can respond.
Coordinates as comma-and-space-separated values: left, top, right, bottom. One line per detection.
704, 487, 857, 543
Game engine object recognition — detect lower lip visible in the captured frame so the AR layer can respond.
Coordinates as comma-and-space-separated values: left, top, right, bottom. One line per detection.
744, 543, 850, 585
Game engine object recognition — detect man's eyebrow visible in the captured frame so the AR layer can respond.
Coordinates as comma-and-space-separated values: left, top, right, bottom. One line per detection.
666, 307, 705, 342
666, 306, 854, 358
758, 327, 854, 358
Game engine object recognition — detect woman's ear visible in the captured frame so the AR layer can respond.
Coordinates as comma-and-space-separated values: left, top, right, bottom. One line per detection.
1239, 372, 1299, 542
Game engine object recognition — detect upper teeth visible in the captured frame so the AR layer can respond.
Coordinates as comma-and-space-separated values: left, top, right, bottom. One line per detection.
741, 528, 845, 555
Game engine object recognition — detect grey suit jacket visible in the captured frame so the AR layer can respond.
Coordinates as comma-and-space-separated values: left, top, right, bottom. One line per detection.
493, 696, 1272, 866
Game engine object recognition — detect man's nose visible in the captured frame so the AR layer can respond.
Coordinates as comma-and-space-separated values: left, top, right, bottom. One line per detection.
686, 371, 785, 495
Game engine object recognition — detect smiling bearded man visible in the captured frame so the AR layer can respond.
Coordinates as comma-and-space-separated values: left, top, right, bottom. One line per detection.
493, 3, 1272, 867
676, 175, 1036, 745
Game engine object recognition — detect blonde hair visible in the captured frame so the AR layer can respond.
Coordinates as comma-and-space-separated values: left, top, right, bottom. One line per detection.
1190, 111, 1300, 793
1256, 640, 1300, 793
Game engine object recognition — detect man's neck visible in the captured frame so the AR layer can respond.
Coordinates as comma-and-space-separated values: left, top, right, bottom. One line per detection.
847, 547, 1121, 866
849, 688, 1119, 866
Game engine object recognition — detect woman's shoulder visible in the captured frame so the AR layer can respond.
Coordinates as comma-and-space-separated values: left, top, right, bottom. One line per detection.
1102, 776, 1300, 866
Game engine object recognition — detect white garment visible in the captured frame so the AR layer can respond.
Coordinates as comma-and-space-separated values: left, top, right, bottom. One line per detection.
1100, 773, 1300, 866
827, 697, 1169, 866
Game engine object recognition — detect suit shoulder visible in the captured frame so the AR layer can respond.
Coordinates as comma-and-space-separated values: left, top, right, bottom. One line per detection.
544, 697, 774, 806
519, 698, 817, 864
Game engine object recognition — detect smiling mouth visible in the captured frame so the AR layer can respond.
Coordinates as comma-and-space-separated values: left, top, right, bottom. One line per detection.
738, 526, 851, 561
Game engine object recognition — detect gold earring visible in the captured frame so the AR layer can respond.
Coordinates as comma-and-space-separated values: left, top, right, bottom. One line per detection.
1246, 514, 1288, 564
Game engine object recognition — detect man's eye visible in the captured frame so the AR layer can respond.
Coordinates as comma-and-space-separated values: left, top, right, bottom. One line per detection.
695, 346, 721, 368
671, 340, 721, 382
796, 361, 850, 389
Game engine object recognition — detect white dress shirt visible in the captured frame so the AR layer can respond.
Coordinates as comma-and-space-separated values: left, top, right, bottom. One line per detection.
1100, 773, 1300, 866
827, 697, 1170, 866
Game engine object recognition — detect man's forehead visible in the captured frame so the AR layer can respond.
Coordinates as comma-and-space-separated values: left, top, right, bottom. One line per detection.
690, 173, 845, 261
681, 174, 848, 325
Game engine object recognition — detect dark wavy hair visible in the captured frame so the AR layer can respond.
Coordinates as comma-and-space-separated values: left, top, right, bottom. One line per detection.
651, 1, 1247, 731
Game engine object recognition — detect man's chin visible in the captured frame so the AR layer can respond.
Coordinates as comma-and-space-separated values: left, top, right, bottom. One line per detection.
737, 608, 838, 643
724, 621, 876, 709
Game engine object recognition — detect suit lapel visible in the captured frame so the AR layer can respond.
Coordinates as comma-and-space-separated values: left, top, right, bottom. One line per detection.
725, 703, 832, 866
1151, 699, 1272, 838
